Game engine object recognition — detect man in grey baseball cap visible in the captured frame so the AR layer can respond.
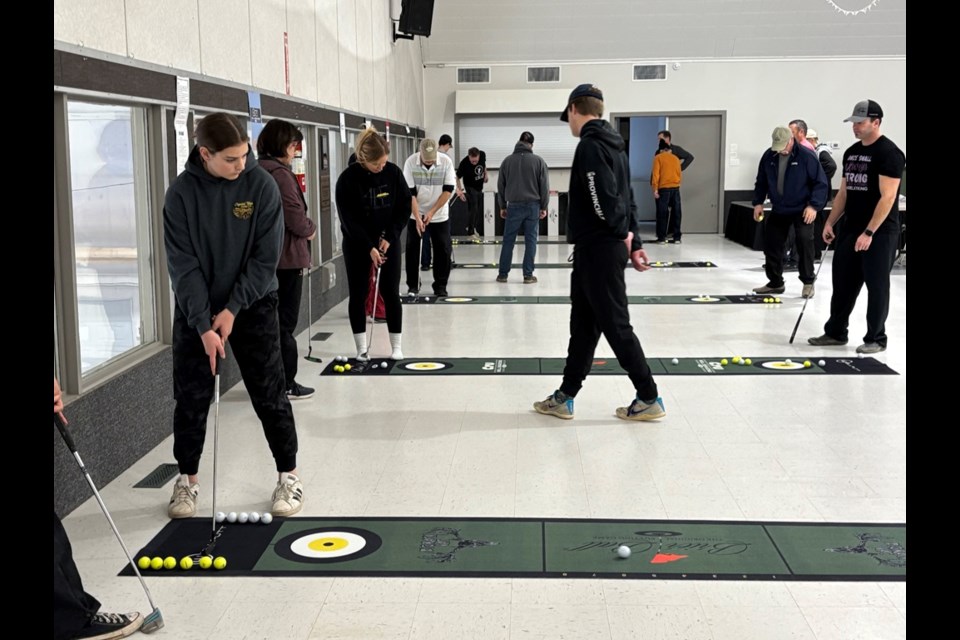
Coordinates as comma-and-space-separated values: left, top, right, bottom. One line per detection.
809, 99, 905, 354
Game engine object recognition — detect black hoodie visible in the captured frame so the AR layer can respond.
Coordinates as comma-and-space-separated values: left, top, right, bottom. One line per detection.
163, 144, 283, 335
566, 119, 641, 250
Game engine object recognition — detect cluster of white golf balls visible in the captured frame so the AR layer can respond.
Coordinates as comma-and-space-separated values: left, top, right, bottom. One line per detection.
216, 511, 273, 525
370, 361, 390, 369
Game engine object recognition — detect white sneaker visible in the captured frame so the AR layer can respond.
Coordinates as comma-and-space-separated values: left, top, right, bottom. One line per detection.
271, 472, 304, 517
168, 474, 199, 519
389, 333, 403, 360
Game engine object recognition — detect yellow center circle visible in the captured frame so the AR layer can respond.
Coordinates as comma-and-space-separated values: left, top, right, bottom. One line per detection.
308, 537, 349, 552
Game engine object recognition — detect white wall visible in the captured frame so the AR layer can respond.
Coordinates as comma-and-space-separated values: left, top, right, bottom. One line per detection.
53, 0, 425, 127
424, 59, 907, 191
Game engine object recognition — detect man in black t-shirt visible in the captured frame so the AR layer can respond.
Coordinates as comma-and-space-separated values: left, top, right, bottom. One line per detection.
808, 100, 905, 354
456, 147, 488, 239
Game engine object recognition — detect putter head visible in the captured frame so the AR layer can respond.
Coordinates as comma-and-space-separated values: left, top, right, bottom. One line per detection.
141, 608, 164, 633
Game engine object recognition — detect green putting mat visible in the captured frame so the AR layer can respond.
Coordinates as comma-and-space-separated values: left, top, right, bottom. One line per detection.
125, 517, 905, 581
452, 261, 716, 269
322, 357, 897, 376
403, 294, 779, 305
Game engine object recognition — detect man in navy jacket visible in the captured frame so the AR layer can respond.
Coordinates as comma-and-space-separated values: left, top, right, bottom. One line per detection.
752, 126, 829, 298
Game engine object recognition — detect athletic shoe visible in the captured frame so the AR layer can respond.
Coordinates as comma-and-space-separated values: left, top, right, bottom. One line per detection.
167, 475, 198, 519
801, 284, 815, 298
615, 397, 666, 421
286, 382, 315, 400
752, 284, 786, 294
271, 472, 304, 517
533, 391, 574, 420
496, 275, 508, 283
807, 334, 847, 346
523, 275, 538, 284
856, 342, 886, 354
73, 611, 143, 639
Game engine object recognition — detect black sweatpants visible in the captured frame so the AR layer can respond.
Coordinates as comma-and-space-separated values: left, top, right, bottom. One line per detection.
560, 242, 658, 401
763, 212, 815, 286
343, 239, 402, 334
172, 293, 298, 475
466, 187, 484, 235
276, 268, 304, 387
405, 218, 452, 295
655, 188, 682, 241
54, 511, 100, 640
823, 230, 898, 346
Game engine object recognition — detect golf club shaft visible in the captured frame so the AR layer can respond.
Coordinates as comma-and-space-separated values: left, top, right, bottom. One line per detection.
306, 268, 312, 359
212, 356, 221, 536
54, 415, 161, 614
789, 240, 832, 343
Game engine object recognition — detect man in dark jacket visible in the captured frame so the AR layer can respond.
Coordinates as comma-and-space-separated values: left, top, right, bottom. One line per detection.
657, 130, 694, 171
752, 126, 829, 298
496, 132, 550, 283
533, 84, 664, 422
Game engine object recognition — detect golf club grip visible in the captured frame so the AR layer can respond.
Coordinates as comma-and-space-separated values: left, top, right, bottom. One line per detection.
54, 413, 77, 452
216, 354, 222, 375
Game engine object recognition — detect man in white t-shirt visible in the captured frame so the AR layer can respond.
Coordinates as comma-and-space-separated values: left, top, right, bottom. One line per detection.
403, 138, 456, 297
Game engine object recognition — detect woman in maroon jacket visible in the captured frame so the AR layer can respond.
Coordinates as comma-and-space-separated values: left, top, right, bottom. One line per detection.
257, 119, 317, 399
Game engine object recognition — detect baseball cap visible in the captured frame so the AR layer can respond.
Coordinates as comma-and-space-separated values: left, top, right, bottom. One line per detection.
806, 128, 819, 140
560, 84, 604, 122
420, 138, 437, 162
770, 126, 792, 152
844, 99, 884, 123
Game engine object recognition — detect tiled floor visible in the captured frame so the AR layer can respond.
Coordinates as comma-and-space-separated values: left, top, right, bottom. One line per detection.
63, 234, 906, 639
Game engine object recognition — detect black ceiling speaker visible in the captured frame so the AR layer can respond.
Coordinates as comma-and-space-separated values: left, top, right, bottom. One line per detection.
399, 0, 435, 37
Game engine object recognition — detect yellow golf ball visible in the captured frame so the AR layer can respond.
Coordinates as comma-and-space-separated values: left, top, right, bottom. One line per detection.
137, 556, 151, 570
213, 556, 227, 570
163, 556, 177, 570
774, 297, 781, 303
198, 556, 213, 570
334, 365, 343, 373
804, 360, 812, 368
179, 556, 194, 570
720, 358, 728, 365
150, 557, 163, 570
343, 363, 352, 371
745, 358, 753, 365
732, 356, 741, 364
764, 297, 771, 303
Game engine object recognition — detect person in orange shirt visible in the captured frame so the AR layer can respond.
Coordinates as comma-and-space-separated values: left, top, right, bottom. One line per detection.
651, 138, 683, 243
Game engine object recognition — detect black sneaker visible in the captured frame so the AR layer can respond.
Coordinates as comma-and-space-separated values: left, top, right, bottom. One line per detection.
420, 265, 430, 271
287, 382, 315, 400
434, 290, 448, 297
73, 611, 143, 639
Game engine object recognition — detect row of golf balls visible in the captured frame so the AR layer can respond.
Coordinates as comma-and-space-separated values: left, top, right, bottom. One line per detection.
215, 511, 273, 524
137, 555, 227, 570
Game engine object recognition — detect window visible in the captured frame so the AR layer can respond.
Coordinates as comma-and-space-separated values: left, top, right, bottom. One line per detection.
67, 101, 156, 375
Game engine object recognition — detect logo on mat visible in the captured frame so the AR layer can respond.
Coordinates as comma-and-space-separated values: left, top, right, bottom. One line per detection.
823, 0, 880, 15
825, 532, 906, 568
274, 527, 382, 563
419, 527, 499, 563
233, 201, 254, 219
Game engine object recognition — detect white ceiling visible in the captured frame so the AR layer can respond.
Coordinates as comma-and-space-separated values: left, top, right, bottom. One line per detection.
418, 0, 906, 65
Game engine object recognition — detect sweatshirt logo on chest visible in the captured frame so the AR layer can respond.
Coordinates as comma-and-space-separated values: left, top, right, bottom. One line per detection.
233, 201, 254, 220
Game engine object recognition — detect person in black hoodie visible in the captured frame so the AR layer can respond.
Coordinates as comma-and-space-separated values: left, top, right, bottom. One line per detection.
163, 113, 303, 521
257, 119, 318, 400
533, 84, 665, 422
335, 127, 412, 360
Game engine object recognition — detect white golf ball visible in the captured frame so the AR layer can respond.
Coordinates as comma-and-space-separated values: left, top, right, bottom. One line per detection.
616, 545, 632, 559
215, 511, 226, 523
260, 512, 273, 524
381, 362, 388, 367
226, 512, 237, 523
249, 512, 260, 524
818, 359, 826, 366
238, 512, 249, 524
858, 353, 864, 359
424, 296, 430, 301
785, 358, 792, 364
371, 363, 379, 369
671, 358, 679, 365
